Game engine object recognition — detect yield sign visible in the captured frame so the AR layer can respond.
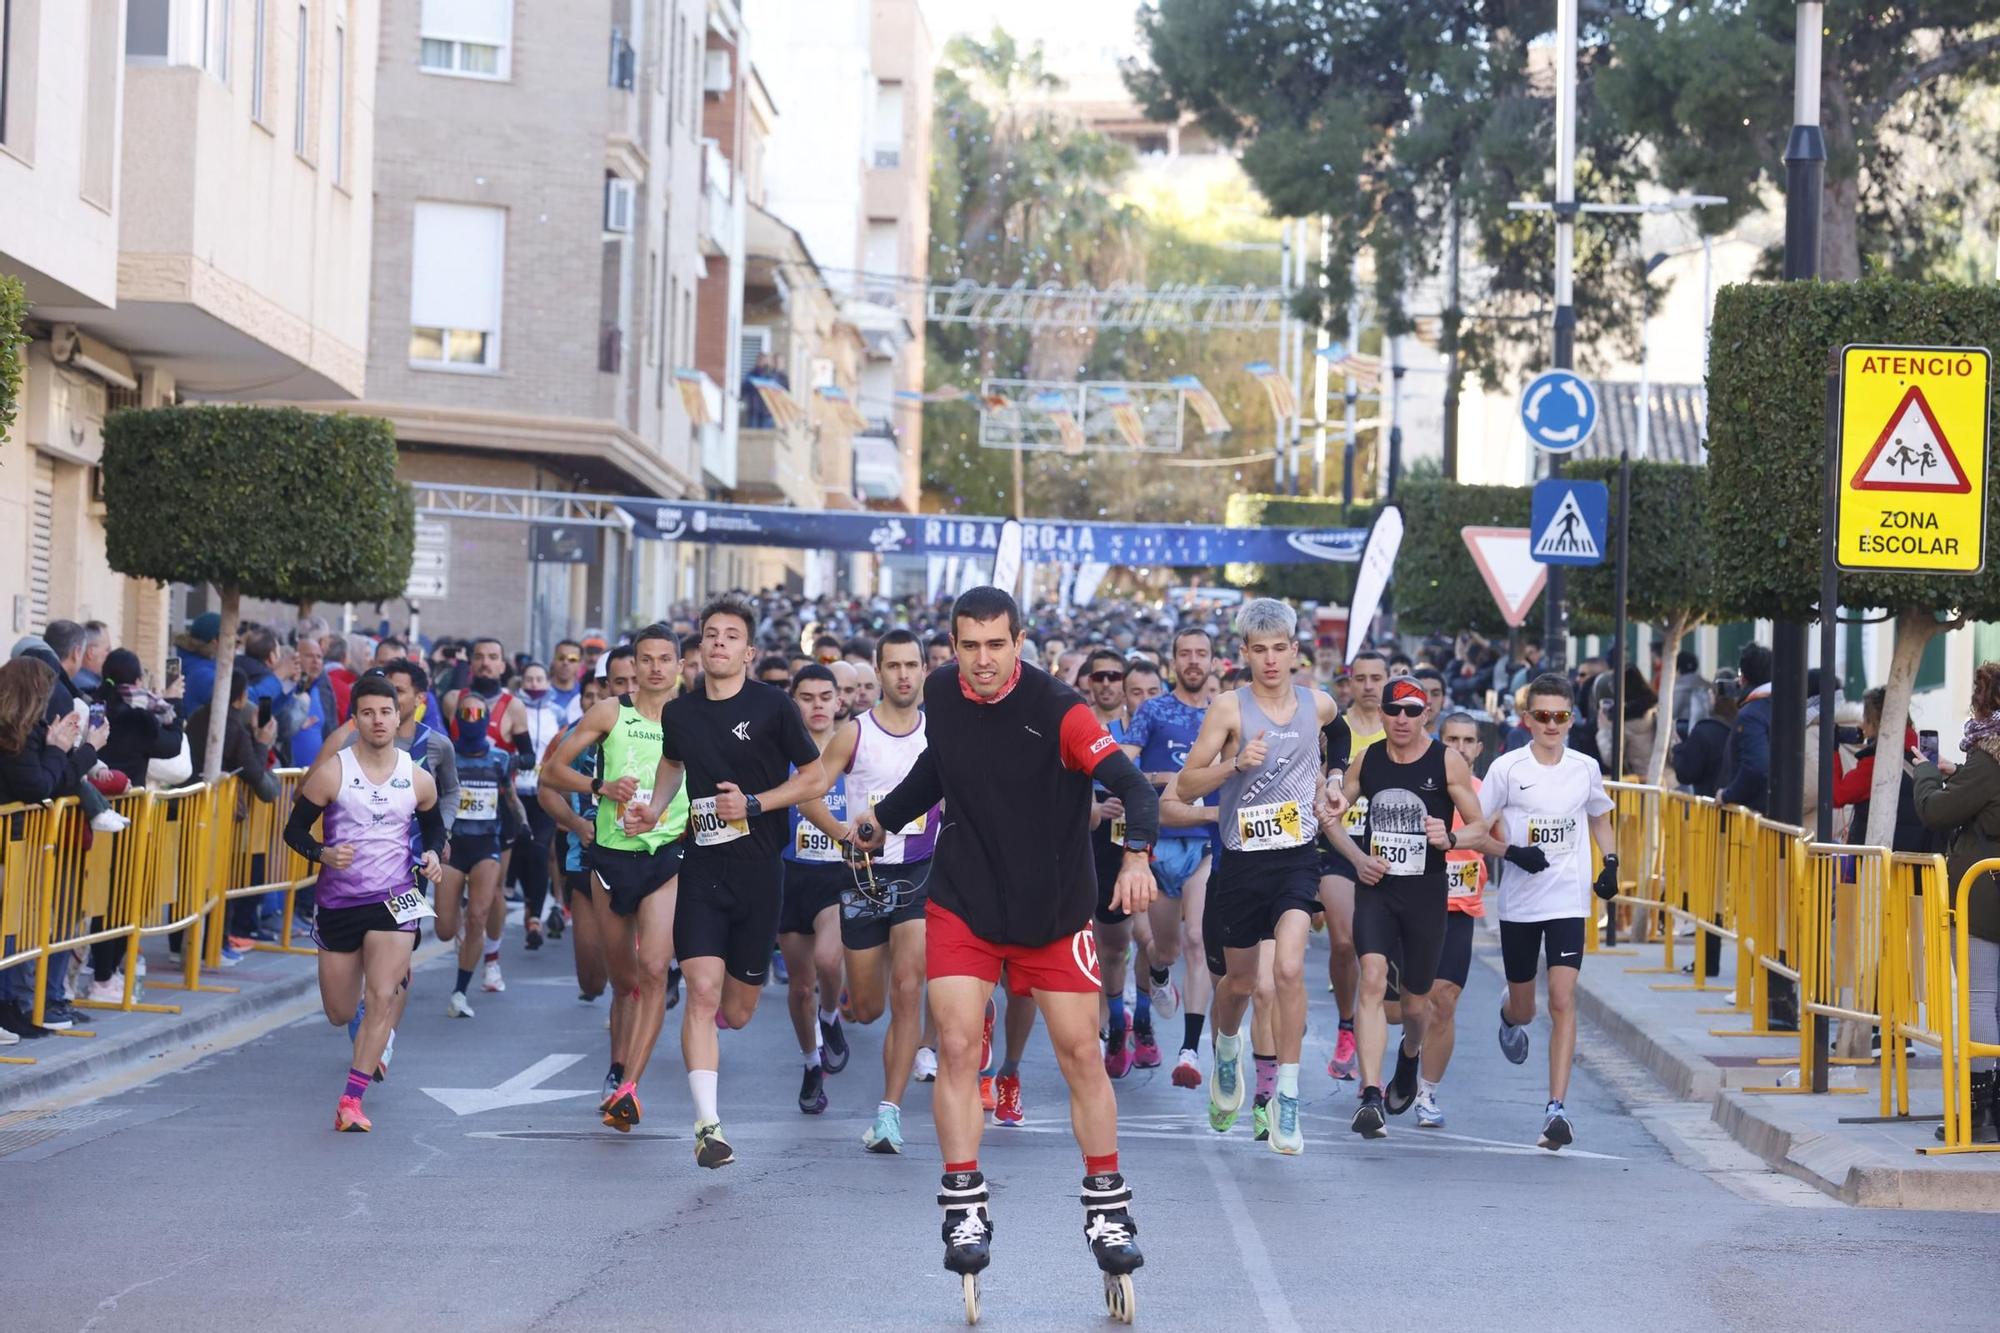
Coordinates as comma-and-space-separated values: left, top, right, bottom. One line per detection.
1461, 527, 1547, 628
1849, 385, 1971, 493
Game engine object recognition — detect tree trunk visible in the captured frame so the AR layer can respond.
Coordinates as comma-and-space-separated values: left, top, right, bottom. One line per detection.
1645, 608, 1696, 786
202, 586, 241, 783
1819, 82, 1863, 282
1862, 608, 1938, 850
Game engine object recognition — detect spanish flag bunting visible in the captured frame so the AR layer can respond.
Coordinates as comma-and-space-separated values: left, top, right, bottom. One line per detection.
1097, 385, 1147, 449
1169, 374, 1231, 435
674, 369, 710, 426
1245, 361, 1298, 419
814, 385, 869, 433
749, 376, 806, 431
1031, 391, 1086, 453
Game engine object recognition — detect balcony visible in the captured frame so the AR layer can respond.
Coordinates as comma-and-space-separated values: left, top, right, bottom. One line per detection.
699, 140, 738, 258
736, 426, 817, 508
854, 434, 905, 503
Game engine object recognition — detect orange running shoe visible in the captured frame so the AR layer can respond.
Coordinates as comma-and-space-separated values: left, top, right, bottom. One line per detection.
993, 1073, 1024, 1125
334, 1095, 372, 1132
979, 1074, 996, 1113
603, 1082, 642, 1132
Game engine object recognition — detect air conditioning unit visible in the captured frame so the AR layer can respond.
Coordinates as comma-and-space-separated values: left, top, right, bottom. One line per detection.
703, 50, 732, 94
604, 177, 636, 233
873, 148, 901, 168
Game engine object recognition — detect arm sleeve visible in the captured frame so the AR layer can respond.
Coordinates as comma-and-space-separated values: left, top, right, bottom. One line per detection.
431, 738, 460, 831
1092, 748, 1160, 847
1721, 715, 1769, 807
1058, 703, 1120, 775
417, 800, 449, 858
1830, 753, 1876, 808
283, 796, 326, 863
870, 747, 943, 837
1911, 757, 1998, 832
510, 731, 535, 770
1322, 720, 1351, 771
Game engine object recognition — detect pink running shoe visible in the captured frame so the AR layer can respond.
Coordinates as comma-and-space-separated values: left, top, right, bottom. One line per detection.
1327, 1027, 1359, 1081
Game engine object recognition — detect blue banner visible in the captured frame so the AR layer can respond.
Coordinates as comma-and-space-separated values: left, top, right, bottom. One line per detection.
617, 499, 1366, 566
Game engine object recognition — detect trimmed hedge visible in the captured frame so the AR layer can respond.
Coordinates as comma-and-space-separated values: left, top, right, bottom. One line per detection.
1395, 475, 1532, 634
0, 275, 26, 445
1563, 459, 1715, 625
1706, 281, 2000, 621
102, 406, 414, 602
1223, 493, 1378, 601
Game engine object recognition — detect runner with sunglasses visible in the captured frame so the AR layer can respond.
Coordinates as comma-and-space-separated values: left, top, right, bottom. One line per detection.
1081, 649, 1147, 1080
1317, 649, 1389, 1080
1475, 673, 1618, 1150
1320, 677, 1485, 1138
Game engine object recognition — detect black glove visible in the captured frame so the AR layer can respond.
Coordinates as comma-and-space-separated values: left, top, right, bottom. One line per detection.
1594, 853, 1621, 901
1503, 843, 1550, 875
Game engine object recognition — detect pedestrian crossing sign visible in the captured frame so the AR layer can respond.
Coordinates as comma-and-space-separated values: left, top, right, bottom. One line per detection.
1837, 345, 1990, 574
1529, 478, 1608, 567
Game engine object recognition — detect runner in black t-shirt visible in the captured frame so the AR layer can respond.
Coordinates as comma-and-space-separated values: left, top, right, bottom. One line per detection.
628, 596, 828, 1168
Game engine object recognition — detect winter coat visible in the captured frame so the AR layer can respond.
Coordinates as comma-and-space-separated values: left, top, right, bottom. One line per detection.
1912, 746, 2000, 943
173, 633, 219, 719
1672, 716, 1732, 797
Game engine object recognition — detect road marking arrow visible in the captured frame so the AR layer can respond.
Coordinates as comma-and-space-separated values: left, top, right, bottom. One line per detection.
421, 1053, 596, 1116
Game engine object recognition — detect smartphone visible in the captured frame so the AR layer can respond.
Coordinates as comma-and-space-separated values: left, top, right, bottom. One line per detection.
88, 702, 107, 731
165, 657, 182, 688
257, 697, 275, 729
1920, 729, 1940, 766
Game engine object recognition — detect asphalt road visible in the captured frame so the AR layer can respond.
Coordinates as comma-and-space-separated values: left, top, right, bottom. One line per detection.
8, 920, 1995, 1332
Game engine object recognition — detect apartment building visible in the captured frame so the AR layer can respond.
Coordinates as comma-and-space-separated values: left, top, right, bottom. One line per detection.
2, 0, 376, 668
315, 0, 710, 650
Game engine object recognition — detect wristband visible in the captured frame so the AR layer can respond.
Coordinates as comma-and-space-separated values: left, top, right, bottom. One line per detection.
590, 776, 603, 796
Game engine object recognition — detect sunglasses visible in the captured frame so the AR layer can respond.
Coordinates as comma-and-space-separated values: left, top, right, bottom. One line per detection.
1382, 701, 1426, 718
555, 653, 581, 663
1530, 709, 1574, 726
1089, 671, 1127, 684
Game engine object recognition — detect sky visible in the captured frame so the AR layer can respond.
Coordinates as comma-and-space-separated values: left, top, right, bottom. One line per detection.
921, 0, 1143, 94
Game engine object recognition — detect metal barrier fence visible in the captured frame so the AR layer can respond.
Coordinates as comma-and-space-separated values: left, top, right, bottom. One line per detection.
0, 772, 316, 1067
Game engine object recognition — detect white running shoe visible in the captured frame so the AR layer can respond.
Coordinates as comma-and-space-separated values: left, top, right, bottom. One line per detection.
913, 1046, 938, 1082
1148, 976, 1180, 1023
1415, 1088, 1445, 1128
377, 1028, 396, 1078
85, 975, 126, 1004
482, 960, 506, 993
447, 991, 476, 1018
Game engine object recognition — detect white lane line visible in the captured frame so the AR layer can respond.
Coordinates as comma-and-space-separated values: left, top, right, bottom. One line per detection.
1198, 1137, 1303, 1333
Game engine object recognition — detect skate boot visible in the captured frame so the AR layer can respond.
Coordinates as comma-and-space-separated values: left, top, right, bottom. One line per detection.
940, 1169, 992, 1324
1082, 1172, 1143, 1324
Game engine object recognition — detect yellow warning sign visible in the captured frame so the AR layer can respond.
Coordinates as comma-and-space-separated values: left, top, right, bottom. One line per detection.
1837, 345, 1991, 574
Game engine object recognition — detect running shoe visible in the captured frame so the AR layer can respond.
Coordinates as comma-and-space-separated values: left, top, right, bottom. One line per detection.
993, 1073, 1024, 1125
799, 1064, 828, 1115
1327, 1027, 1358, 1080
863, 1103, 904, 1153
1208, 1042, 1244, 1132
1104, 1028, 1133, 1080
1386, 1041, 1420, 1115
218, 944, 245, 967
913, 1046, 938, 1082
601, 1067, 620, 1112
85, 974, 127, 1004
603, 1082, 642, 1132
664, 969, 681, 1010
821, 1017, 850, 1074
523, 919, 543, 951
771, 948, 788, 985
446, 990, 475, 1019
481, 960, 506, 993
1270, 1091, 1303, 1155
1538, 1102, 1573, 1152
1252, 1093, 1271, 1142
346, 999, 366, 1043
1497, 1007, 1531, 1065
1171, 1048, 1203, 1089
1132, 1023, 1162, 1069
980, 1075, 996, 1113
545, 909, 565, 940
695, 1120, 735, 1168
1351, 1088, 1388, 1139
227, 934, 255, 951
1148, 976, 1180, 1023
333, 1095, 371, 1133
1415, 1088, 1444, 1128
374, 1029, 396, 1082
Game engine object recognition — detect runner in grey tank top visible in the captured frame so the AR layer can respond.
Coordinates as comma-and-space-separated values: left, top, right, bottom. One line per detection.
1218, 685, 1321, 853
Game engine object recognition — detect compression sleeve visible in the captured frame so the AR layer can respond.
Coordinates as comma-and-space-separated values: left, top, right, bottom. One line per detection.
284, 796, 326, 864
1092, 748, 1160, 847
870, 746, 942, 837
1058, 703, 1121, 774
417, 800, 448, 859
511, 730, 535, 771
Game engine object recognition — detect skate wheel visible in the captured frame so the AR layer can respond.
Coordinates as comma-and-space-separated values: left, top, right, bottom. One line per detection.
1103, 1272, 1135, 1324
963, 1272, 980, 1325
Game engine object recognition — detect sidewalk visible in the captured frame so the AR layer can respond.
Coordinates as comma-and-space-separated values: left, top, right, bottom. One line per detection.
0, 934, 451, 1113
1553, 926, 2000, 1211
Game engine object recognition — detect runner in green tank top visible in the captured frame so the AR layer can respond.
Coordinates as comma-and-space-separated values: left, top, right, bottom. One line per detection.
544, 626, 689, 1129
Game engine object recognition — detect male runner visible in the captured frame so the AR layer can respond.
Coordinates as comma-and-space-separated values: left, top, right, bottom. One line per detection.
627, 597, 829, 1167
1080, 648, 1146, 1078
548, 639, 585, 712
443, 636, 534, 984
543, 628, 690, 1123
285, 676, 446, 1132
1415, 711, 1490, 1128
779, 665, 853, 1117
1318, 648, 1389, 1078
808, 629, 939, 1153
1323, 677, 1484, 1138
436, 691, 523, 1015
1122, 626, 1215, 1088
1478, 673, 1617, 1150
1172, 600, 1340, 1154
538, 645, 638, 1005
855, 587, 1154, 1313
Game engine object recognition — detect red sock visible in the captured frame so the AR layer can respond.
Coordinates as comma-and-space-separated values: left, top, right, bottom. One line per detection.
1084, 1152, 1118, 1176
944, 1159, 978, 1174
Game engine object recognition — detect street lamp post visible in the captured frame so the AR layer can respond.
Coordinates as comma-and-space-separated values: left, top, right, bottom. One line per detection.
1544, 0, 1581, 669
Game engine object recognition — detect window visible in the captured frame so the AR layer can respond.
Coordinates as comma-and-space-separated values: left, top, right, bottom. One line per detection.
645, 251, 659, 367
250, 0, 267, 120
292, 3, 307, 154
0, 0, 13, 147
204, 0, 231, 83
864, 221, 898, 302
667, 12, 680, 135
608, 26, 634, 90
409, 201, 506, 371
331, 13, 345, 182
420, 0, 510, 79
603, 176, 634, 233
872, 81, 904, 167
126, 0, 171, 58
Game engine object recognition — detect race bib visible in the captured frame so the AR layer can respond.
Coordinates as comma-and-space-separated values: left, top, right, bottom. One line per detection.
384, 885, 437, 925
1527, 816, 1578, 857
458, 784, 499, 821
1371, 829, 1429, 876
691, 795, 749, 848
794, 820, 842, 863
1342, 795, 1369, 833
1238, 800, 1305, 851
1447, 857, 1484, 899
869, 793, 927, 836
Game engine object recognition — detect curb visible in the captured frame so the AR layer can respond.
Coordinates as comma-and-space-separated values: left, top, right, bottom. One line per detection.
1568, 966, 1726, 1102
1711, 1091, 2000, 1212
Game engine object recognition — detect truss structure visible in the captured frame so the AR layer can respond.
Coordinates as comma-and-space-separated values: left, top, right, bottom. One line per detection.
927, 280, 1287, 331
978, 379, 1189, 454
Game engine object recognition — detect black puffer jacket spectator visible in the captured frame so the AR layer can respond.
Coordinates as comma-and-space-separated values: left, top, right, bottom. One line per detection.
96, 649, 186, 787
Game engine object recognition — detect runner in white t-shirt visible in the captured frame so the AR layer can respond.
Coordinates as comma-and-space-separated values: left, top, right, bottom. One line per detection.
1475, 672, 1618, 1152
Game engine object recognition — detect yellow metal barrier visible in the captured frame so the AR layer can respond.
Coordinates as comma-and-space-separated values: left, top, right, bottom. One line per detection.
1885, 853, 1952, 1122
1921, 856, 2000, 1155
214, 769, 317, 958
